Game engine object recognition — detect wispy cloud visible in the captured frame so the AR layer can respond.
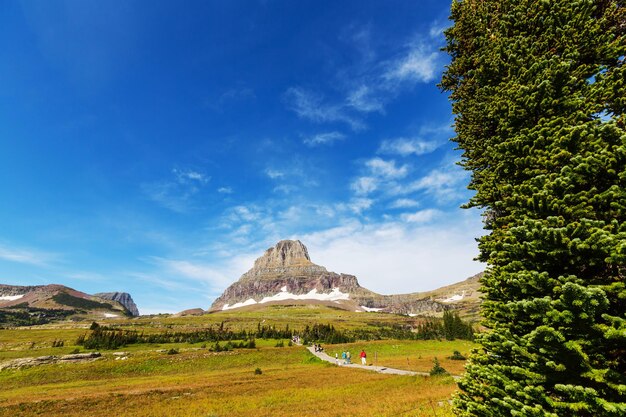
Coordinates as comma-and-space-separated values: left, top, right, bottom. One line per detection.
303, 131, 346, 146
283, 87, 365, 131
389, 198, 420, 209
383, 44, 439, 84
365, 157, 408, 179
302, 211, 484, 294
346, 85, 384, 113
274, 184, 298, 194
265, 169, 285, 179
379, 137, 441, 156
217, 187, 233, 194
0, 244, 57, 266
400, 208, 441, 223
284, 28, 445, 132
351, 176, 378, 195
143, 167, 210, 212
391, 165, 469, 203
172, 168, 209, 184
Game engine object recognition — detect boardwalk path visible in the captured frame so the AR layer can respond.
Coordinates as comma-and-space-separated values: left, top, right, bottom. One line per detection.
306, 346, 461, 380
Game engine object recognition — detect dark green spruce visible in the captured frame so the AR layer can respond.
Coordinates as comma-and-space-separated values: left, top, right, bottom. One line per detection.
441, 0, 625, 416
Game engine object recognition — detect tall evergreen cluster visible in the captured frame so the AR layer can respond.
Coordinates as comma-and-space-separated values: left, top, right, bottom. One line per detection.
441, 1, 625, 416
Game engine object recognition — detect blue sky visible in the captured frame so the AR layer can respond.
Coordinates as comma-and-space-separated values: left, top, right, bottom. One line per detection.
0, 0, 484, 314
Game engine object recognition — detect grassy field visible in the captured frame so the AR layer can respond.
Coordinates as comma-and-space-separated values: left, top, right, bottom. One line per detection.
0, 305, 475, 416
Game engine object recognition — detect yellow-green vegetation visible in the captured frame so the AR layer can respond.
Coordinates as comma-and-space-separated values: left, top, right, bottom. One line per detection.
0, 305, 475, 416
325, 339, 475, 376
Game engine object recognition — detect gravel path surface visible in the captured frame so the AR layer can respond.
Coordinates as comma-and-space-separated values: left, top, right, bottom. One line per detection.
306, 346, 461, 380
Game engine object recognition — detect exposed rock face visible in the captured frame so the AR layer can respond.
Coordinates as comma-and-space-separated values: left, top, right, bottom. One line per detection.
94, 292, 140, 316
0, 352, 102, 371
210, 240, 449, 316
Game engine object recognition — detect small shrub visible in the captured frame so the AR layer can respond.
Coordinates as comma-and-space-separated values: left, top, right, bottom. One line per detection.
448, 350, 466, 360
288, 340, 293, 347
430, 357, 449, 376
275, 340, 285, 348
90, 321, 100, 330
70, 348, 80, 354
254, 367, 262, 375
166, 348, 179, 355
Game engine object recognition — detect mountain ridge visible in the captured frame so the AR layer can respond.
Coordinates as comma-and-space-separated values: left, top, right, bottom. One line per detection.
210, 240, 481, 316
0, 284, 139, 319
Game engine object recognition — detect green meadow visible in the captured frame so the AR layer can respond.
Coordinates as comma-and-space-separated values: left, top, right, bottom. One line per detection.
0, 305, 476, 417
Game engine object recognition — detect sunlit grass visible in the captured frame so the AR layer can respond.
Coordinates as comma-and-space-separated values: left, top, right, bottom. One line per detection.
0, 307, 470, 416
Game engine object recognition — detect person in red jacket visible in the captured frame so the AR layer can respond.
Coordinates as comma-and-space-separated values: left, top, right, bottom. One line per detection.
360, 349, 367, 365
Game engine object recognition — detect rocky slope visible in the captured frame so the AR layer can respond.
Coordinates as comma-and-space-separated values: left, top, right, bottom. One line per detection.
93, 292, 140, 316
0, 284, 137, 320
210, 240, 473, 316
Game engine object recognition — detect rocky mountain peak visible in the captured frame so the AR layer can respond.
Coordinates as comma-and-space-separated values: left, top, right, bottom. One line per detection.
241, 240, 327, 281
93, 292, 140, 316
253, 240, 312, 269
210, 239, 461, 317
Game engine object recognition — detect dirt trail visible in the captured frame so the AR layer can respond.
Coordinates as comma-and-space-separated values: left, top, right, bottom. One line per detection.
306, 346, 461, 380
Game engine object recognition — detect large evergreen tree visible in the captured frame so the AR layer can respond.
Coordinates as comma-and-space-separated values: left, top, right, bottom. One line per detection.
441, 1, 625, 415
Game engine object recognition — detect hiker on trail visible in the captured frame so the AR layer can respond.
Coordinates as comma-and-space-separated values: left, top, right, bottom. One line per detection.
335, 353, 339, 365
341, 351, 347, 364
346, 350, 351, 364
360, 350, 367, 365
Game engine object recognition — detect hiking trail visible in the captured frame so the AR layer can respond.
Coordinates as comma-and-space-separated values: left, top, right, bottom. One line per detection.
306, 346, 461, 380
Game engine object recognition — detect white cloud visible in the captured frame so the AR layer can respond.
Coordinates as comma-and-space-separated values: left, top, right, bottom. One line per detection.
274, 184, 298, 194
172, 168, 209, 184
265, 169, 285, 179
303, 131, 346, 146
217, 187, 233, 194
365, 157, 408, 179
384, 44, 439, 84
351, 176, 378, 195
379, 138, 441, 156
230, 205, 262, 222
400, 208, 441, 223
391, 166, 468, 203
347, 85, 384, 113
0, 244, 56, 266
284, 87, 365, 131
302, 211, 484, 295
429, 21, 449, 39
390, 198, 420, 209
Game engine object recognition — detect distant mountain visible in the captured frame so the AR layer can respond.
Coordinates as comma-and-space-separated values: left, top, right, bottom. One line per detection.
210, 240, 482, 316
0, 284, 139, 323
93, 292, 140, 316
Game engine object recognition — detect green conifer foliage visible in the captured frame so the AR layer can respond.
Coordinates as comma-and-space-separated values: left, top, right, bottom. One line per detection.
441, 1, 625, 415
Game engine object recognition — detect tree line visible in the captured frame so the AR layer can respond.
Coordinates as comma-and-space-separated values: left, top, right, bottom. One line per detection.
76, 312, 474, 349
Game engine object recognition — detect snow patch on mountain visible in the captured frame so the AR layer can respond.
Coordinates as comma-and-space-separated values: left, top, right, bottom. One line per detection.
221, 287, 350, 311
0, 294, 25, 301
440, 291, 466, 303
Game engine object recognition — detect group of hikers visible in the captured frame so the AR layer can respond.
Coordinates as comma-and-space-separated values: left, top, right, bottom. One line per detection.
335, 349, 367, 365
307, 341, 368, 366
